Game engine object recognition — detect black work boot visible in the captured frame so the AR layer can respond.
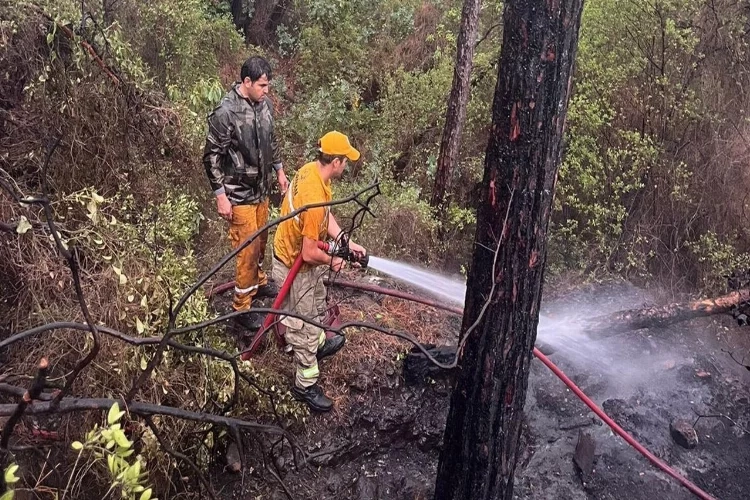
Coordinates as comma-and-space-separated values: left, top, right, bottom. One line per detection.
317, 334, 345, 361
256, 281, 280, 299
233, 311, 263, 332
292, 383, 333, 412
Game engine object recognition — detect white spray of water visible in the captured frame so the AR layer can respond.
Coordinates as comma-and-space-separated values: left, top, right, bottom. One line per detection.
368, 256, 467, 306
368, 256, 688, 396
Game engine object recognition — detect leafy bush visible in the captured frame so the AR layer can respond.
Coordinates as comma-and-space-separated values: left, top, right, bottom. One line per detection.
546, 0, 750, 292
687, 232, 750, 293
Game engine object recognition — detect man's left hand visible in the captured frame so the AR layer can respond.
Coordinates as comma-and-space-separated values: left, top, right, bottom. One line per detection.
277, 169, 289, 195
349, 241, 366, 258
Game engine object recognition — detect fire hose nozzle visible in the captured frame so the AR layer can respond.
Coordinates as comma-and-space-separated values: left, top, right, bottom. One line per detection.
316, 240, 368, 268
354, 253, 369, 269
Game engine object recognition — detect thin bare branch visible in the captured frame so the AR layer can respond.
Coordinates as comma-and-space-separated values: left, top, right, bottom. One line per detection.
0, 397, 289, 437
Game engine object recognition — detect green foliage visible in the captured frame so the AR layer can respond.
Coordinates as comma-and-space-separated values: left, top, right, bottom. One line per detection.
687, 232, 750, 293
281, 78, 380, 157
59, 187, 208, 333
547, 0, 750, 291
70, 403, 157, 500
293, 0, 420, 89
377, 59, 453, 155
135, 0, 244, 86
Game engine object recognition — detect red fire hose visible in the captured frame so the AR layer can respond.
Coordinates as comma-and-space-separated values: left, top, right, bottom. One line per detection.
213, 272, 716, 499
533, 349, 715, 500
239, 241, 332, 361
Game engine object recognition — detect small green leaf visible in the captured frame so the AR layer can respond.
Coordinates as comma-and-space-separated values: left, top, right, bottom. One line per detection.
86, 199, 98, 221
112, 265, 121, 276
0, 491, 15, 500
71, 441, 84, 450
113, 429, 132, 449
139, 488, 153, 500
136, 318, 145, 334
4, 464, 19, 484
140, 356, 147, 370
107, 402, 125, 425
119, 273, 127, 285
15, 216, 32, 235
107, 453, 115, 474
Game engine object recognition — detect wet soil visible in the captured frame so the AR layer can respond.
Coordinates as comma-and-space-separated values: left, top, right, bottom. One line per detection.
217, 283, 750, 499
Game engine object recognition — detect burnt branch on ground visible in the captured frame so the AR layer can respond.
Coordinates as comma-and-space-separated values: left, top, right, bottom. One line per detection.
0, 358, 49, 450
692, 409, 750, 436
0, 393, 292, 437
582, 287, 750, 338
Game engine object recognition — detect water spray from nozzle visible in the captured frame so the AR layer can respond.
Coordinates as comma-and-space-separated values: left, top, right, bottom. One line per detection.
365, 256, 467, 306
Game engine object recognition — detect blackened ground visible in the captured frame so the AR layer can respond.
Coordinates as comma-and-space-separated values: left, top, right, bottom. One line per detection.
216, 282, 750, 500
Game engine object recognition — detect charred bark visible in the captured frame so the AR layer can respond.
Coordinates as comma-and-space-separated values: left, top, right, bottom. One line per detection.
431, 0, 483, 209
434, 0, 584, 498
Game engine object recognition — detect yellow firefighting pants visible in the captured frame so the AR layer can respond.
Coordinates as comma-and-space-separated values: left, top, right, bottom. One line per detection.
228, 201, 269, 311
272, 259, 328, 388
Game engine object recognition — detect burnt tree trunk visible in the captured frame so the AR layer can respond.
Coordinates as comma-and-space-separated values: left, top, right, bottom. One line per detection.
434, 0, 584, 499
431, 0, 483, 209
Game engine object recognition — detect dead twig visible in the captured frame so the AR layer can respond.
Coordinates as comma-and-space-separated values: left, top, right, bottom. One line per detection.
692, 410, 749, 436
0, 357, 50, 449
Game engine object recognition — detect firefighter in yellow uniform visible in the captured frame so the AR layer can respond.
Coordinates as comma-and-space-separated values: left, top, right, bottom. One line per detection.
273, 131, 366, 412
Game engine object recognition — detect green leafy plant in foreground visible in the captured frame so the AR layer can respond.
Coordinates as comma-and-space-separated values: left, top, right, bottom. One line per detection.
69, 403, 156, 500
1, 463, 20, 500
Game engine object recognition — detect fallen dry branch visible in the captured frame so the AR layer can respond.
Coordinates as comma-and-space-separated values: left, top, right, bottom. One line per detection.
0, 391, 289, 437
584, 288, 750, 338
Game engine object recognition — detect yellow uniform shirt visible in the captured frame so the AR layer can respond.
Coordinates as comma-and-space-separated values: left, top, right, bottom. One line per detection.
273, 162, 332, 270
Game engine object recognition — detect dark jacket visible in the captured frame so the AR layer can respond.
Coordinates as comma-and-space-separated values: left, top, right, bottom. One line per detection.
203, 84, 282, 205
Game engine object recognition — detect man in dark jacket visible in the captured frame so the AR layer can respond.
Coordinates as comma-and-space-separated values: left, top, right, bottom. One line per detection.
203, 56, 289, 331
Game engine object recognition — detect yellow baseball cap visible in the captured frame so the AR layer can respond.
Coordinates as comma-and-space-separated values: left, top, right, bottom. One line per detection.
319, 131, 360, 162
